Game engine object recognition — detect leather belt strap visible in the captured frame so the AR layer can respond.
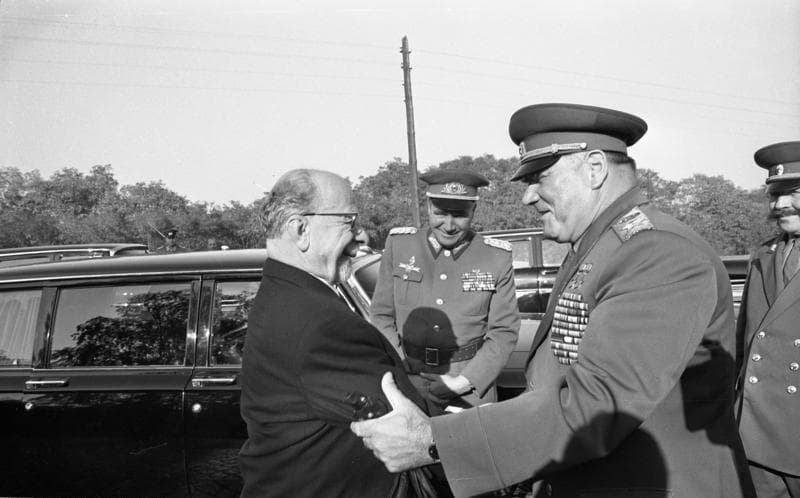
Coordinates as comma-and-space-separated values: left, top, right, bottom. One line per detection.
404, 338, 484, 366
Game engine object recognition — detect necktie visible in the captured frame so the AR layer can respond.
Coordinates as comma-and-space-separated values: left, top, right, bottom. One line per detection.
783, 238, 800, 286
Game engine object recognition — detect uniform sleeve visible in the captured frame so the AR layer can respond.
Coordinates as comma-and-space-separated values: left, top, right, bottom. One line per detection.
432, 232, 719, 496
369, 235, 404, 357
460, 253, 521, 396
298, 310, 422, 424
734, 254, 758, 385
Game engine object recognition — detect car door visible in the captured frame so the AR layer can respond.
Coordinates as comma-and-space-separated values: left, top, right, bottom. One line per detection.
19, 278, 198, 497
0, 286, 44, 495
184, 276, 259, 498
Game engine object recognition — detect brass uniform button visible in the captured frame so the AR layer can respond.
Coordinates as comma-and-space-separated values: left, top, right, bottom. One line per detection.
791, 362, 800, 371
440, 274, 447, 280
788, 385, 797, 394
752, 354, 761, 362
748, 376, 759, 384
435, 298, 444, 305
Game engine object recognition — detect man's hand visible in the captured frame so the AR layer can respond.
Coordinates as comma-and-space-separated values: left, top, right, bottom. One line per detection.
350, 372, 435, 472
421, 372, 473, 399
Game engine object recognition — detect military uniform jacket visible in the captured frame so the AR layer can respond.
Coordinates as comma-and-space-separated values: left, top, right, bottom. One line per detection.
736, 236, 800, 476
370, 228, 520, 405
239, 258, 432, 498
431, 188, 754, 498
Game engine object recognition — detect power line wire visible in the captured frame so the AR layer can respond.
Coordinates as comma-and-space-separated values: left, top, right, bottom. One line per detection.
1, 35, 396, 67
1, 77, 400, 99
416, 48, 800, 107
0, 16, 397, 50
0, 57, 398, 83
415, 65, 800, 119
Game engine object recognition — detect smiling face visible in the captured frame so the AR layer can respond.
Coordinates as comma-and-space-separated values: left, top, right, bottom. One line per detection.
427, 200, 476, 249
769, 185, 800, 237
520, 153, 595, 244
306, 175, 367, 283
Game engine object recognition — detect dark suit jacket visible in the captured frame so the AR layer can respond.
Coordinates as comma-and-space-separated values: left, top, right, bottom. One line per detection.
736, 237, 800, 476
431, 188, 754, 497
239, 258, 431, 497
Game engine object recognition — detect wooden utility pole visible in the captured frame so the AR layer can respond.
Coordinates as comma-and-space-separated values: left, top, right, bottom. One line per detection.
401, 36, 421, 227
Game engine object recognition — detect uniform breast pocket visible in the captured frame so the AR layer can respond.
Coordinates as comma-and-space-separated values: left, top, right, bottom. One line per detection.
461, 288, 492, 316
392, 267, 423, 306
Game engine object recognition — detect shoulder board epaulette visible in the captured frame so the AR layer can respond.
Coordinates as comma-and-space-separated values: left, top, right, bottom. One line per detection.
389, 227, 417, 235
483, 237, 512, 252
612, 206, 654, 242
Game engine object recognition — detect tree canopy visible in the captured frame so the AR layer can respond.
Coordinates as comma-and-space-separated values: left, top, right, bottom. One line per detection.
1, 158, 776, 255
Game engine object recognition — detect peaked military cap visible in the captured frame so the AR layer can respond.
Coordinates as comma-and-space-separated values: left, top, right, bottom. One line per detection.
755, 141, 800, 191
508, 103, 648, 181
419, 169, 489, 202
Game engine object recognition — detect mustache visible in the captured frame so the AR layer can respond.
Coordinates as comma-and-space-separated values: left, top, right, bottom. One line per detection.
769, 207, 800, 219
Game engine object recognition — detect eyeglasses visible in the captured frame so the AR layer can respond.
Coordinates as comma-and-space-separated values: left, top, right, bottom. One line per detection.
302, 212, 359, 229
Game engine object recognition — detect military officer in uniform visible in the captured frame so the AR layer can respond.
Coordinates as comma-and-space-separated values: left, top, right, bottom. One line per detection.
370, 169, 520, 408
354, 103, 754, 498
736, 141, 800, 498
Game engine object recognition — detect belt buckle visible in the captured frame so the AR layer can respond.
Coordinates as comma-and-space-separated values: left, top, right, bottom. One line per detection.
424, 347, 439, 366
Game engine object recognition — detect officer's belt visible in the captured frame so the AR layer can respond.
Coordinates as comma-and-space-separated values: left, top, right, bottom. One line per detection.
404, 337, 484, 366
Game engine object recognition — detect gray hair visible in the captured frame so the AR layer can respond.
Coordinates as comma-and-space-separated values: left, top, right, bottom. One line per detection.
261, 169, 320, 238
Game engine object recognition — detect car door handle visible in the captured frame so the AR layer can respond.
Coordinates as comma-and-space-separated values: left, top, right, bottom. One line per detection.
25, 379, 69, 389
191, 376, 237, 388
540, 269, 559, 275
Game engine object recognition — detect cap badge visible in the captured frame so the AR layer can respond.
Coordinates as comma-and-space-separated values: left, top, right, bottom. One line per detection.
519, 142, 527, 155
776, 164, 784, 176
441, 182, 468, 195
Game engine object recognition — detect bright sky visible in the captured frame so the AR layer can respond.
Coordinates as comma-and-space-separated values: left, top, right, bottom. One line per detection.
2, 0, 799, 206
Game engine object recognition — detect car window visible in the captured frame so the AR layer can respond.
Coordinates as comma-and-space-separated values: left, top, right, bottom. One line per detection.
49, 283, 191, 367
209, 280, 259, 366
0, 289, 41, 367
354, 259, 380, 299
508, 239, 534, 269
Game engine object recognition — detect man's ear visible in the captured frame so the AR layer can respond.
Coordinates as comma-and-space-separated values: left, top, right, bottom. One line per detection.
585, 150, 608, 189
287, 215, 311, 251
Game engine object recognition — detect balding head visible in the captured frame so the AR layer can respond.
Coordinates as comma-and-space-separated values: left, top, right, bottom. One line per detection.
262, 169, 352, 238
261, 168, 367, 283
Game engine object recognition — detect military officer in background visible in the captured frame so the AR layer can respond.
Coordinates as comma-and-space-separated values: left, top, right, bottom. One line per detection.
354, 103, 754, 498
737, 141, 800, 498
370, 169, 520, 409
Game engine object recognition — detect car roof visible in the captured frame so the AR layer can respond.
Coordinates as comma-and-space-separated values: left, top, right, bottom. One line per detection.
0, 249, 382, 285
0, 249, 269, 284
0, 243, 148, 258
720, 254, 749, 277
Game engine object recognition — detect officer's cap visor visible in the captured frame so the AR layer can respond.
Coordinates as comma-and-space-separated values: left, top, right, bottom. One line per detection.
767, 178, 800, 195
429, 196, 476, 211
510, 156, 560, 181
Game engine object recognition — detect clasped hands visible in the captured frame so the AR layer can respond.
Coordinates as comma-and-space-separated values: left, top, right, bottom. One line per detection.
350, 371, 437, 472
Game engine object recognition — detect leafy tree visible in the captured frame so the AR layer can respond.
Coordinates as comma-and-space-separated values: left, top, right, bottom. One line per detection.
667, 174, 771, 254
353, 158, 426, 248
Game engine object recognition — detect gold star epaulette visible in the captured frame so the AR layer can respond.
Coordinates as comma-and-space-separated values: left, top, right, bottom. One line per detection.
483, 237, 512, 252
612, 207, 654, 242
389, 227, 417, 236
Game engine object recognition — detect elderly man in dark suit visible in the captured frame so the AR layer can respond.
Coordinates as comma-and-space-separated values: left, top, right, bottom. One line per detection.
239, 169, 439, 497
737, 141, 800, 498
352, 103, 755, 497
